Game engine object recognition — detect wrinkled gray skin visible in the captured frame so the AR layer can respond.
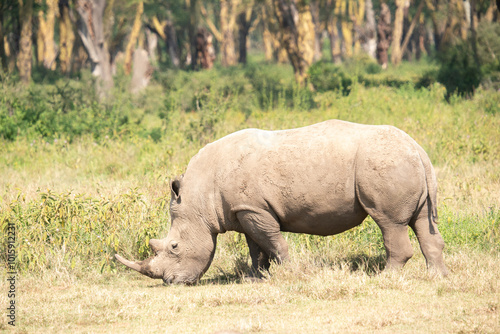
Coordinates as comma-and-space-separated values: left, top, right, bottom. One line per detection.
115, 120, 448, 284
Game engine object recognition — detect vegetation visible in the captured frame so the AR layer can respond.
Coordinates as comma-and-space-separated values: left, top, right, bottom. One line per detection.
0, 55, 499, 331
1, 0, 499, 331
437, 21, 500, 98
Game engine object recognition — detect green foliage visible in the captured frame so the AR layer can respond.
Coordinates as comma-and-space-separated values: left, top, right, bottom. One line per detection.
437, 40, 481, 99
477, 21, 500, 76
0, 60, 499, 276
157, 63, 315, 115
308, 61, 353, 95
439, 206, 500, 251
1, 189, 170, 273
436, 21, 500, 98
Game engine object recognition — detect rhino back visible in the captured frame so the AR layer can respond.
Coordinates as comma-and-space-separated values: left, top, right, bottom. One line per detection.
184, 120, 427, 236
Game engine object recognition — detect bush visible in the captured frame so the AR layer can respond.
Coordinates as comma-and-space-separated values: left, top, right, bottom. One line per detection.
308, 61, 353, 95
437, 21, 500, 98
344, 54, 382, 75
437, 41, 481, 98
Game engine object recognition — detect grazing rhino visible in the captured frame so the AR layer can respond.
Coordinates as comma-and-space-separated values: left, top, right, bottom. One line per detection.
115, 120, 448, 284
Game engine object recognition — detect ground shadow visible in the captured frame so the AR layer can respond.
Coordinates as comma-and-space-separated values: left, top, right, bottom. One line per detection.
144, 253, 389, 287
339, 253, 387, 275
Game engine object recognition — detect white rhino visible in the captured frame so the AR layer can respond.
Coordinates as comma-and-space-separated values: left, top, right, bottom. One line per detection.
116, 120, 448, 284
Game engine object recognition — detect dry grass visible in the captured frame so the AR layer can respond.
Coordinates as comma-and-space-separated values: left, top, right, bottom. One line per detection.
1, 249, 499, 333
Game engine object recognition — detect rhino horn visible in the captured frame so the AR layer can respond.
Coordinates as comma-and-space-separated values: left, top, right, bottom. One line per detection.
115, 254, 145, 274
149, 238, 163, 253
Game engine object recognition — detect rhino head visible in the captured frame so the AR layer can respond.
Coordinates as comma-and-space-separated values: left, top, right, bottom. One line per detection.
115, 176, 217, 285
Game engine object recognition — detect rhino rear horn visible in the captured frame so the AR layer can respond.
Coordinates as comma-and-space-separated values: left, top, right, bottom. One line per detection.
149, 238, 163, 254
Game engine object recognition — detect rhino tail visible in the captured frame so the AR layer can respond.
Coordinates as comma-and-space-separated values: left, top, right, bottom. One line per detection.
415, 143, 439, 224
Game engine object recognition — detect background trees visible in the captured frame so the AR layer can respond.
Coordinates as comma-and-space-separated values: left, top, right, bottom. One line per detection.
0, 0, 498, 93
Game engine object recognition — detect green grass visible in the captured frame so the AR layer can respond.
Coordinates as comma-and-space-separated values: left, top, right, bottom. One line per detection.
1, 60, 499, 332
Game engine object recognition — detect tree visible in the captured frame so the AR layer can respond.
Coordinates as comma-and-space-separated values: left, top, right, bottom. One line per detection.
237, 3, 255, 64
76, 0, 113, 97
194, 27, 215, 69
149, 15, 180, 67
36, 0, 58, 70
377, 3, 391, 69
124, 1, 143, 74
262, 0, 288, 63
395, 0, 425, 64
59, 0, 75, 74
272, 0, 315, 85
391, 0, 406, 66
362, 0, 376, 59
309, 0, 322, 62
0, 1, 8, 71
17, 0, 33, 84
326, 0, 342, 64
200, 0, 240, 66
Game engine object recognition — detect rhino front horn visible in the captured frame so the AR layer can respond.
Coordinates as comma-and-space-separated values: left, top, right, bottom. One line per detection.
115, 254, 143, 273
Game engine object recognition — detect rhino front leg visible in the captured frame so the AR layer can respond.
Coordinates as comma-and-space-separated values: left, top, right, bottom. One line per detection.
245, 234, 271, 273
237, 210, 289, 266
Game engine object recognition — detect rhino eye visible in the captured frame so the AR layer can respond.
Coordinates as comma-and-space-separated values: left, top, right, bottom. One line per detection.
171, 241, 178, 249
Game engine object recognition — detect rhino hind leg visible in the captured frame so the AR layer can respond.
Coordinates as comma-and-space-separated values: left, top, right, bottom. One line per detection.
378, 223, 415, 271
237, 210, 289, 266
245, 234, 271, 273
410, 201, 449, 276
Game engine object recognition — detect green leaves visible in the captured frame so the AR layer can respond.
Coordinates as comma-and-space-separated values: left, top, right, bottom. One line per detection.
2, 188, 170, 274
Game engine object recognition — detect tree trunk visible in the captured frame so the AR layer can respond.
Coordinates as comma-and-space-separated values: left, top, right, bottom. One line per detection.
340, 0, 353, 58
44, 0, 57, 69
36, 0, 58, 69
262, 0, 288, 63
353, 0, 365, 55
76, 0, 113, 98
150, 16, 180, 67
165, 20, 180, 67
395, 0, 425, 65
484, 0, 497, 22
469, 0, 480, 70
187, 0, 199, 68
0, 2, 6, 71
438, 0, 459, 51
195, 27, 215, 69
238, 6, 253, 64
376, 3, 391, 69
201, 0, 239, 67
220, 0, 238, 66
36, 1, 46, 66
391, 0, 405, 65
363, 0, 376, 59
262, 4, 274, 61
17, 0, 33, 84
124, 1, 143, 75
59, 0, 75, 74
309, 0, 322, 62
327, 0, 342, 64
273, 0, 315, 85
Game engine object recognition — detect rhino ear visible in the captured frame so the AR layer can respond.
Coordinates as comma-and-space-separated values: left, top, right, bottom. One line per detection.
170, 175, 183, 201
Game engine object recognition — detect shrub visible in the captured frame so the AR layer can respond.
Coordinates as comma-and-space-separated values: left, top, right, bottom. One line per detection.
437, 21, 500, 98
308, 61, 353, 95
437, 40, 481, 99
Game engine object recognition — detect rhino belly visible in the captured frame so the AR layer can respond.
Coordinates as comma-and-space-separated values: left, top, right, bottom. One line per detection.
279, 209, 368, 236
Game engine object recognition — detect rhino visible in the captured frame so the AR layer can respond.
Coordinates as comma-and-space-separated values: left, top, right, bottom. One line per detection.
115, 120, 448, 284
